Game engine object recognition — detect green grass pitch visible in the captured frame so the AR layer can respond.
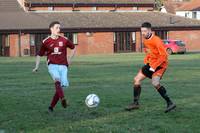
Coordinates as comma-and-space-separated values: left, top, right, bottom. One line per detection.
0, 53, 200, 133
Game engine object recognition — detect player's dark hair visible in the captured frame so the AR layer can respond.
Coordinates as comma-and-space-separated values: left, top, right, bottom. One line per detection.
49, 21, 60, 29
141, 22, 152, 29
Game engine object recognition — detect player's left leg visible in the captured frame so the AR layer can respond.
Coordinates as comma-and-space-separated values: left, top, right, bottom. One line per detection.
58, 65, 70, 108
48, 64, 67, 112
152, 69, 176, 113
59, 65, 69, 87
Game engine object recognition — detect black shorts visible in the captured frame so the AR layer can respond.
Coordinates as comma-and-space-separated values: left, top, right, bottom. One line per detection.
141, 64, 162, 79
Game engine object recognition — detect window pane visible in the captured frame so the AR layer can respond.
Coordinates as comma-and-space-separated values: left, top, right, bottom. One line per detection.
92, 7, 97, 11
176, 41, 185, 46
30, 34, 35, 46
73, 33, 78, 44
5, 35, 9, 47
64, 33, 73, 41
48, 7, 54, 11
132, 32, 136, 43
192, 12, 197, 19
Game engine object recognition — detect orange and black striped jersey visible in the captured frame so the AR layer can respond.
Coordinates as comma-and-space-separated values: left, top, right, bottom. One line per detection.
143, 35, 168, 70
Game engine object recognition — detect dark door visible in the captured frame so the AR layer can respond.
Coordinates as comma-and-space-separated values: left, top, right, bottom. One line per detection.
0, 35, 10, 56
114, 32, 136, 53
30, 34, 48, 56
0, 35, 2, 56
155, 31, 168, 40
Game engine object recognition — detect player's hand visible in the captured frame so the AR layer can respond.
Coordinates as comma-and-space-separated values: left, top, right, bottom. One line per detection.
32, 67, 38, 73
149, 67, 155, 72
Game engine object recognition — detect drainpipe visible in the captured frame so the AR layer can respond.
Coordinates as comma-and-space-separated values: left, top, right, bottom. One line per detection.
18, 30, 21, 57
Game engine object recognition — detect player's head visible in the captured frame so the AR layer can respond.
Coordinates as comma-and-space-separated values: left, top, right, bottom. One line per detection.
49, 21, 61, 36
141, 22, 152, 39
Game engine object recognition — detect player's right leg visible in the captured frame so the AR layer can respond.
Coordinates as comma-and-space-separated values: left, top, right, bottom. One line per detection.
125, 69, 146, 111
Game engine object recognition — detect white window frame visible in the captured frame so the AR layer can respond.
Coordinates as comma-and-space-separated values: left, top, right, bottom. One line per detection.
92, 7, 97, 11
73, 33, 78, 44
48, 7, 54, 11
132, 32, 136, 43
30, 34, 35, 46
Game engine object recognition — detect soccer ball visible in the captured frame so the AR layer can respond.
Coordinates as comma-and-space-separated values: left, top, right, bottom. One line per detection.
85, 94, 100, 108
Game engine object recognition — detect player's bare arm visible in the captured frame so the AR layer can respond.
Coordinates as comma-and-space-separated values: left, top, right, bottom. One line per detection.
32, 55, 41, 72
68, 46, 76, 65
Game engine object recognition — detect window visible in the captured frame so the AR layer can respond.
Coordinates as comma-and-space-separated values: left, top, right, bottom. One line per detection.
30, 34, 35, 46
48, 7, 54, 11
73, 33, 78, 44
35, 34, 49, 54
155, 31, 168, 40
5, 35, 10, 47
132, 32, 136, 43
64, 33, 78, 45
132, 7, 138, 10
175, 41, 185, 46
92, 7, 97, 11
113, 33, 116, 42
163, 40, 170, 45
192, 11, 197, 19
64, 33, 73, 42
114, 32, 136, 52
185, 12, 189, 18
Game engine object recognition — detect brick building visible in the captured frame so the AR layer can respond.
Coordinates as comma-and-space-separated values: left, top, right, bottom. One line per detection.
0, 0, 200, 57
175, 0, 200, 20
164, 0, 200, 19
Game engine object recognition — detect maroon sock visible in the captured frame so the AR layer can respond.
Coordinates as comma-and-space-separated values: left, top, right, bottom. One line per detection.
55, 81, 64, 99
50, 92, 59, 108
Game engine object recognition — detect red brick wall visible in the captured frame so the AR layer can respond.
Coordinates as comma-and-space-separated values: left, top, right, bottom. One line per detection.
9, 34, 19, 57
20, 34, 30, 56
8, 32, 143, 57
97, 7, 115, 10
30, 6, 152, 11
30, 7, 49, 10
9, 34, 30, 57
117, 7, 135, 11
138, 7, 154, 11
10, 30, 200, 57
74, 7, 93, 11
8, 32, 114, 57
73, 32, 114, 55
54, 7, 73, 11
169, 30, 200, 51
135, 31, 142, 52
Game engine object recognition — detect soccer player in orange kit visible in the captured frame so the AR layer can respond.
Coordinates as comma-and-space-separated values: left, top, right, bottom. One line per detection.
125, 22, 176, 113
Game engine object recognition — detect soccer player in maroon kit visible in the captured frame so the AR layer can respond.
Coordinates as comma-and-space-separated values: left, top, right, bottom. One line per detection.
33, 21, 76, 112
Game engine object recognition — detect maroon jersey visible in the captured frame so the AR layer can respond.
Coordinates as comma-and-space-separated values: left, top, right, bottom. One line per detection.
38, 36, 75, 66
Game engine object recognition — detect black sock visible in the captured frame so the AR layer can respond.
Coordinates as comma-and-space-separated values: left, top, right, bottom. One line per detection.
133, 85, 141, 105
48, 106, 53, 111
157, 86, 172, 104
